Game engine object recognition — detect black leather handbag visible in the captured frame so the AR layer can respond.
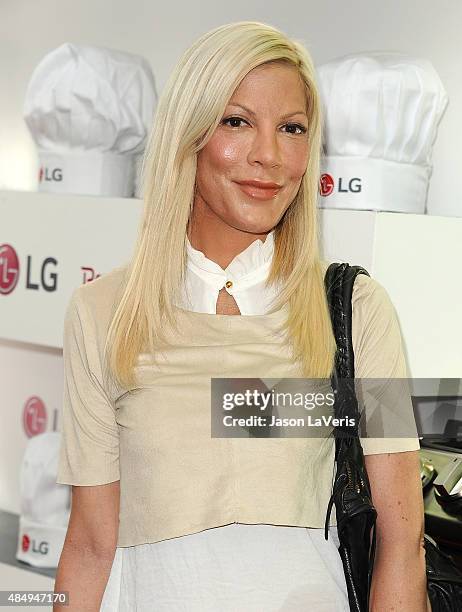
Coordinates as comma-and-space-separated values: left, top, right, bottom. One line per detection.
323, 262, 462, 612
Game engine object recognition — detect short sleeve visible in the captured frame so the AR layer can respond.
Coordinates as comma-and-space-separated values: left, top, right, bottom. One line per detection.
56, 287, 120, 485
351, 274, 421, 456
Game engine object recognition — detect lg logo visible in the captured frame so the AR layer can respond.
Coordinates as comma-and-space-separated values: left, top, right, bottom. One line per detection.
0, 244, 19, 294
0, 244, 102, 296
319, 173, 362, 196
26, 256, 58, 292
39, 167, 63, 182
22, 534, 49, 555
0, 243, 58, 294
23, 396, 48, 437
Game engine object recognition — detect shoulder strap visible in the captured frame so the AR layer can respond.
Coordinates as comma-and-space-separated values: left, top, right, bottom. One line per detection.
324, 262, 370, 379
324, 262, 378, 608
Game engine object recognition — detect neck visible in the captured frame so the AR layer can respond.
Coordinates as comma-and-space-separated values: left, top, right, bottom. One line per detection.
187, 200, 271, 270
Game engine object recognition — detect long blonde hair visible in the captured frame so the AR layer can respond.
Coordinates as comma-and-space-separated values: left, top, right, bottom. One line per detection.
106, 21, 336, 390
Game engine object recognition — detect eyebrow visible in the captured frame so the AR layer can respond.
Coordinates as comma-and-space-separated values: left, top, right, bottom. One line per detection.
227, 102, 308, 121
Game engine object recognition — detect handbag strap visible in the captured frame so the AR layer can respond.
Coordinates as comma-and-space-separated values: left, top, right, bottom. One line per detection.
324, 262, 370, 379
323, 260, 372, 527
324, 262, 378, 605
325, 262, 370, 452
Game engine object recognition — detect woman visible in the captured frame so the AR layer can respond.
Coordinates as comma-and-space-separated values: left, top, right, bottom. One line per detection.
54, 21, 429, 611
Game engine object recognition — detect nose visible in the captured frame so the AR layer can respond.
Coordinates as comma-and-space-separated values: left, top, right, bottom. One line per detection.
247, 126, 282, 168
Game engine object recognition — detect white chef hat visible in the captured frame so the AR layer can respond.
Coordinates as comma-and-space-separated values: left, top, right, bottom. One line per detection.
23, 43, 157, 197
317, 52, 448, 213
16, 431, 71, 568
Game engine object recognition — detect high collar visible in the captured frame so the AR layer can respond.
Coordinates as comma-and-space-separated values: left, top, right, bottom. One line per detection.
175, 230, 278, 315
186, 230, 275, 281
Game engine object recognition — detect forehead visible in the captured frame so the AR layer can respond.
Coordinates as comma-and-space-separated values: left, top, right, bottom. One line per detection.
228, 63, 307, 111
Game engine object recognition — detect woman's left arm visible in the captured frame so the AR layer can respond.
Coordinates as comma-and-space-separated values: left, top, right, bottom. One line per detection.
365, 449, 431, 612
351, 274, 431, 610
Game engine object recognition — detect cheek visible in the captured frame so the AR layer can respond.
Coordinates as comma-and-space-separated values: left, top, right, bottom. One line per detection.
199, 133, 243, 173
285, 147, 309, 181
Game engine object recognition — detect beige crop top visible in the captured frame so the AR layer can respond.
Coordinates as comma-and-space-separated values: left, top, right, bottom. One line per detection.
56, 262, 420, 547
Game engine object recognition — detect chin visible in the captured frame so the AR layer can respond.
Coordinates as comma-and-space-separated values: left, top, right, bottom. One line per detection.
231, 220, 277, 235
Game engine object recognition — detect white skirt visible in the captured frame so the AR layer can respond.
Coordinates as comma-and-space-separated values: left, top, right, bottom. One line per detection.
100, 523, 349, 611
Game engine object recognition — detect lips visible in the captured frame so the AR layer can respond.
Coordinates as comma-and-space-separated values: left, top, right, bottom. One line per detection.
234, 180, 282, 200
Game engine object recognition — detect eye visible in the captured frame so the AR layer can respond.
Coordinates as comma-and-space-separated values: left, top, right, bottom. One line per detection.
221, 116, 249, 128
282, 123, 308, 135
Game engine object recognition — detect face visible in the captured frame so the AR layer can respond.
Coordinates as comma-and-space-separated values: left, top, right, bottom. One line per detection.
191, 61, 310, 241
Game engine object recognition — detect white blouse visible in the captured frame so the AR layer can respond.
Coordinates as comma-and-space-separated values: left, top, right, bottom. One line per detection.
100, 231, 349, 611
177, 229, 280, 315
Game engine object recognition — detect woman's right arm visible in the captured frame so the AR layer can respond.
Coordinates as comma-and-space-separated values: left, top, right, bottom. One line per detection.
54, 481, 120, 611
55, 286, 122, 608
